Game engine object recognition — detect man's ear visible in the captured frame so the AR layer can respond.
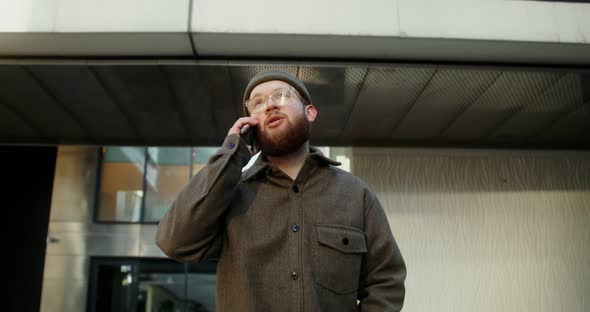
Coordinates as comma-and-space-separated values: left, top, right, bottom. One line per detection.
305, 104, 317, 122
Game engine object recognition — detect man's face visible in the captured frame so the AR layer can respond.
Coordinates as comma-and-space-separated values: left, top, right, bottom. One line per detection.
248, 80, 317, 156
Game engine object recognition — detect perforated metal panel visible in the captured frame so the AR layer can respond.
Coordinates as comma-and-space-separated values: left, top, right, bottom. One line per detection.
490, 73, 583, 142
0, 66, 87, 142
535, 102, 590, 142
442, 71, 563, 142
0, 63, 588, 148
298, 66, 367, 141
392, 68, 502, 140
342, 66, 437, 142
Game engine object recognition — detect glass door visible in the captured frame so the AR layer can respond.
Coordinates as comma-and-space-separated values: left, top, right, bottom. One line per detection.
87, 258, 216, 312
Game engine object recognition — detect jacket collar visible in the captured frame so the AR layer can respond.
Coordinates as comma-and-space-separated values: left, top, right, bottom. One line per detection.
243, 146, 341, 182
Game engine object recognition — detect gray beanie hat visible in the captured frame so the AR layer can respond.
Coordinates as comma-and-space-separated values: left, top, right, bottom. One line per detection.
242, 70, 312, 116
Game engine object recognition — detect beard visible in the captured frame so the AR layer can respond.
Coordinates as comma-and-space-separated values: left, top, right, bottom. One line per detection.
256, 111, 311, 157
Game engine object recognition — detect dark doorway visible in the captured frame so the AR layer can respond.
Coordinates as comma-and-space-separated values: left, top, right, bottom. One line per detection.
3, 146, 57, 312
87, 257, 217, 312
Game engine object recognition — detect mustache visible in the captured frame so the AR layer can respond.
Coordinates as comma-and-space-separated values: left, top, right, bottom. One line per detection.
265, 113, 287, 125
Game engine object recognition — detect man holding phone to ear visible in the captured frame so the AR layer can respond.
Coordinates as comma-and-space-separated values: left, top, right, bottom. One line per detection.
156, 70, 406, 311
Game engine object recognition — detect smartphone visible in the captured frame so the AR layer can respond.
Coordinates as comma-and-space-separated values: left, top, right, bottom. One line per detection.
241, 124, 259, 154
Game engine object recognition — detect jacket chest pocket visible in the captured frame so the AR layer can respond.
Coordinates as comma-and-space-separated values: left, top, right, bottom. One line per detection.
315, 224, 367, 294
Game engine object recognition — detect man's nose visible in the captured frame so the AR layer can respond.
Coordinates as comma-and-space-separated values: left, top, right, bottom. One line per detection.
265, 98, 279, 112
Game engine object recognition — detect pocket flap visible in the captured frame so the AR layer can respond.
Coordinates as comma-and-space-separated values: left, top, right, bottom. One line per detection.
317, 224, 367, 254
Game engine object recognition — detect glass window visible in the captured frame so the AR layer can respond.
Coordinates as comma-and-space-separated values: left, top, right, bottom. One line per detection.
96, 146, 219, 223
143, 147, 192, 223
139, 261, 217, 312
97, 147, 146, 222
89, 258, 216, 312
191, 147, 217, 177
95, 145, 342, 223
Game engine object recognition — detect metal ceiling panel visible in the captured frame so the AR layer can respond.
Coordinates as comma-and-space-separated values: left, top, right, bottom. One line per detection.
232, 65, 299, 80
162, 65, 221, 145
0, 104, 39, 140
28, 66, 136, 143
0, 63, 588, 149
0, 66, 88, 142
533, 101, 590, 142
200, 66, 241, 143
90, 66, 188, 145
341, 66, 436, 143
299, 66, 366, 141
442, 71, 562, 142
392, 68, 502, 140
489, 73, 583, 142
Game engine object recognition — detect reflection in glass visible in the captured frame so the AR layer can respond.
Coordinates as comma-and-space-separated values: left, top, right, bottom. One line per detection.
97, 147, 146, 222
144, 147, 191, 222
92, 262, 137, 312
138, 273, 215, 312
96, 145, 254, 223
191, 147, 217, 177
91, 258, 217, 312
185, 273, 216, 311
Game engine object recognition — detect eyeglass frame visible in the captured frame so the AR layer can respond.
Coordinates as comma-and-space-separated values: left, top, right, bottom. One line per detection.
244, 86, 307, 115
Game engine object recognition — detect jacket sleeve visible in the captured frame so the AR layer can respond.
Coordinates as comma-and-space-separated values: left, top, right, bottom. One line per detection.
155, 134, 251, 262
358, 189, 407, 311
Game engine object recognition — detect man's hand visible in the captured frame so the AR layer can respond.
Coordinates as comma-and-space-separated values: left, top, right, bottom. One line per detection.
228, 117, 259, 136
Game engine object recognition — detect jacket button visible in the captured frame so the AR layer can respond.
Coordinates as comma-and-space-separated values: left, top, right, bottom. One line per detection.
227, 143, 236, 149
292, 185, 299, 193
342, 237, 349, 245
291, 272, 298, 280
292, 224, 300, 232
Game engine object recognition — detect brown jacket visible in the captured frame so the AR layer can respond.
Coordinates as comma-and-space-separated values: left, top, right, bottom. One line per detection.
156, 134, 406, 311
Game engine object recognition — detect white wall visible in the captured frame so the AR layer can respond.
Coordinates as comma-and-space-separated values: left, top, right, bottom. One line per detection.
194, 0, 590, 43
44, 145, 590, 311
1, 0, 590, 63
2, 0, 588, 43
353, 147, 590, 312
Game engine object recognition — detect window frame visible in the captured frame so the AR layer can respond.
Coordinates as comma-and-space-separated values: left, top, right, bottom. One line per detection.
93, 146, 197, 225
86, 256, 217, 312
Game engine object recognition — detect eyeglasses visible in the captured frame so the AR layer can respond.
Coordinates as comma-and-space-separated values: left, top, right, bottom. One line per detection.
245, 87, 301, 115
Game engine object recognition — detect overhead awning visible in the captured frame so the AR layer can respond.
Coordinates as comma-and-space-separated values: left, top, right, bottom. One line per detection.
0, 61, 588, 149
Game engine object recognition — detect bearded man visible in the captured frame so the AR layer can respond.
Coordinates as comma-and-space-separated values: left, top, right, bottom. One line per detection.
156, 70, 406, 311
